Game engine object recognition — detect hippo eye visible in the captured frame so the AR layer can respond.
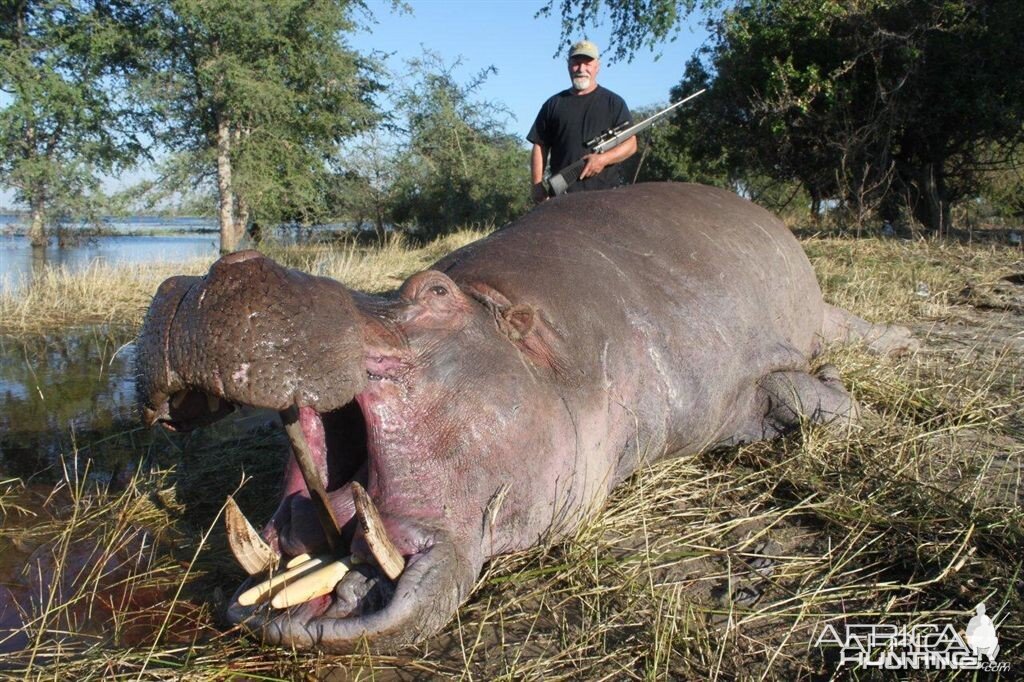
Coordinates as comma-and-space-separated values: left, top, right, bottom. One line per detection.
430, 285, 448, 297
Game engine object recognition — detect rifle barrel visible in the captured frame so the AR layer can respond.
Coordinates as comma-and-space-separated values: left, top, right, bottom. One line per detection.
592, 88, 706, 153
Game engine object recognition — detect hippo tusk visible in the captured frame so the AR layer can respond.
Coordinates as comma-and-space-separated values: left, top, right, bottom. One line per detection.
280, 405, 345, 554
351, 482, 405, 580
237, 554, 332, 606
225, 495, 278, 576
270, 557, 355, 609
286, 553, 313, 569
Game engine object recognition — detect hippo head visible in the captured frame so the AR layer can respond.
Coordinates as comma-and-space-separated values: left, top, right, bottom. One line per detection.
137, 251, 569, 652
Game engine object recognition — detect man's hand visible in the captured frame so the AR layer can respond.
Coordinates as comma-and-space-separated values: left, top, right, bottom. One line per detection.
532, 182, 549, 204
578, 152, 609, 180
579, 136, 637, 181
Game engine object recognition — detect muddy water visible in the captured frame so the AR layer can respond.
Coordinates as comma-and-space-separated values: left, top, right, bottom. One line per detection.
0, 326, 281, 656
0, 326, 145, 654
0, 328, 140, 482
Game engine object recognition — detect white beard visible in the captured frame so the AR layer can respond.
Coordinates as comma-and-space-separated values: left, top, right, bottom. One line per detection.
571, 75, 591, 91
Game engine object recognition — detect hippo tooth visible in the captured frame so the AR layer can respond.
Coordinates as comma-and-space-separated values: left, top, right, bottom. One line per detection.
351, 482, 405, 581
280, 406, 345, 552
224, 496, 278, 576
236, 555, 331, 606
270, 558, 355, 609
285, 553, 313, 569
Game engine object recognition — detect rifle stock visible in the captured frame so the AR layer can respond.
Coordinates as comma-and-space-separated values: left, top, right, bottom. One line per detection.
543, 158, 586, 196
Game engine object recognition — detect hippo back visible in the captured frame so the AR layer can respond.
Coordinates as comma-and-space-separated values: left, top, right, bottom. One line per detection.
434, 182, 822, 470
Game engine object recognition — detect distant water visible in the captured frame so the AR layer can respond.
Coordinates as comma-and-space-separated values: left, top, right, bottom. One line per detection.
0, 215, 375, 291
0, 215, 219, 291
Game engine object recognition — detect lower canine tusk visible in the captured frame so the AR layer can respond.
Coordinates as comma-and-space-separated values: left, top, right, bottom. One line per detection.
270, 558, 354, 609
286, 553, 313, 569
351, 482, 405, 580
236, 555, 331, 606
224, 495, 277, 576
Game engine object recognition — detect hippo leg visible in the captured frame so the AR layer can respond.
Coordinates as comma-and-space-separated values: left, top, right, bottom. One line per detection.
756, 364, 859, 438
821, 304, 919, 356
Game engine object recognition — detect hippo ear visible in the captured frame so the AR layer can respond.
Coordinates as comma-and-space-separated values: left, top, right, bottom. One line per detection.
466, 283, 568, 374
501, 304, 536, 342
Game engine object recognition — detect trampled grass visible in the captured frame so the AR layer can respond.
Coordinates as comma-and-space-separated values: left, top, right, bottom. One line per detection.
0, 228, 1021, 678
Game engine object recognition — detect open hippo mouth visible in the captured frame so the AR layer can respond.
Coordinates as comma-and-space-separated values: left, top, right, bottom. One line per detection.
136, 251, 479, 651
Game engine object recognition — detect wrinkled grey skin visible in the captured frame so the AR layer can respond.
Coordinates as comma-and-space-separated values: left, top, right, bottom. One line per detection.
136, 183, 913, 652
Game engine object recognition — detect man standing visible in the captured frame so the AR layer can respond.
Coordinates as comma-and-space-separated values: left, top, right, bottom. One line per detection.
528, 40, 637, 203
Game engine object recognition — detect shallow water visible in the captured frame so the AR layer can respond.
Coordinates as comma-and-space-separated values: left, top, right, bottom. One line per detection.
0, 328, 141, 481
0, 324, 286, 655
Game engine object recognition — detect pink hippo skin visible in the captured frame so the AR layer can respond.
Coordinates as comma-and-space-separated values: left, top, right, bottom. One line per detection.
136, 183, 913, 652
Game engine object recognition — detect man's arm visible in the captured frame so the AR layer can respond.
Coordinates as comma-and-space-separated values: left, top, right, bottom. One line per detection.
531, 143, 548, 203
578, 134, 637, 180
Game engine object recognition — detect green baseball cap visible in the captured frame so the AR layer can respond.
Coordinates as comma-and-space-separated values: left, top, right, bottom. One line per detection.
569, 40, 599, 60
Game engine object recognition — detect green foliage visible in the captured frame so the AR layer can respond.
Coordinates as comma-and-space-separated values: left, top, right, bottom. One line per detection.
554, 0, 1024, 232
627, 101, 728, 186
139, 0, 383, 250
385, 53, 531, 240
0, 0, 149, 243
971, 143, 1024, 222
332, 128, 403, 236
664, 0, 1024, 231
537, 0, 712, 62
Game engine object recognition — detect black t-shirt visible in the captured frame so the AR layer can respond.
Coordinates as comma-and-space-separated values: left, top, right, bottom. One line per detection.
527, 85, 631, 192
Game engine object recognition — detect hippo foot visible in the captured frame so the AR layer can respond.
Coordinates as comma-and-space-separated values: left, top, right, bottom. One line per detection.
757, 366, 859, 438
822, 304, 919, 357
864, 324, 920, 357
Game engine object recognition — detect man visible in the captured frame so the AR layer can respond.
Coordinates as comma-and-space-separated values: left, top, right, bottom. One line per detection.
528, 40, 637, 203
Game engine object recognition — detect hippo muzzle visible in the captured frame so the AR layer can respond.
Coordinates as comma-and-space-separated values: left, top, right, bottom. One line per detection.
137, 250, 485, 652
137, 250, 367, 425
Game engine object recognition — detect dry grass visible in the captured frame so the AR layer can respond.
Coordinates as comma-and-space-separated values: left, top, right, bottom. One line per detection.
252, 229, 488, 296
1, 229, 1022, 678
0, 228, 486, 336
0, 260, 209, 336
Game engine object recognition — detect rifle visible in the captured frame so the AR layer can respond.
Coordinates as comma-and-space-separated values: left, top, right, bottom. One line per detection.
542, 88, 706, 197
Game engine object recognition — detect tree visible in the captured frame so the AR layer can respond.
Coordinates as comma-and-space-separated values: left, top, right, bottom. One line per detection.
142, 0, 381, 252
0, 0, 149, 245
973, 142, 1024, 223
538, 0, 708, 63
386, 54, 531, 240
554, 0, 1024, 233
697, 0, 1024, 232
333, 127, 403, 238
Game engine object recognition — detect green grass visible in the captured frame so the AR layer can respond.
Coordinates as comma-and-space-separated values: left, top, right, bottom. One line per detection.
0, 228, 1021, 678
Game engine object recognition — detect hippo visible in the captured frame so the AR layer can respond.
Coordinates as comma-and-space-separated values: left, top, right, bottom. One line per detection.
136, 182, 913, 652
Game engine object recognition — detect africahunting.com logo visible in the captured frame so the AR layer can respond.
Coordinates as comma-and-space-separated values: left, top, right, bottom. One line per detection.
814, 602, 1009, 672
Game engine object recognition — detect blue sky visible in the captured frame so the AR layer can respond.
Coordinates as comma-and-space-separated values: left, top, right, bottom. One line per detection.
352, 0, 709, 138
1, 1, 708, 208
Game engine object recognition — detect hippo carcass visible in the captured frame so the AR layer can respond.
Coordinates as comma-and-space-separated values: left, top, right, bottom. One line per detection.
136, 183, 912, 652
